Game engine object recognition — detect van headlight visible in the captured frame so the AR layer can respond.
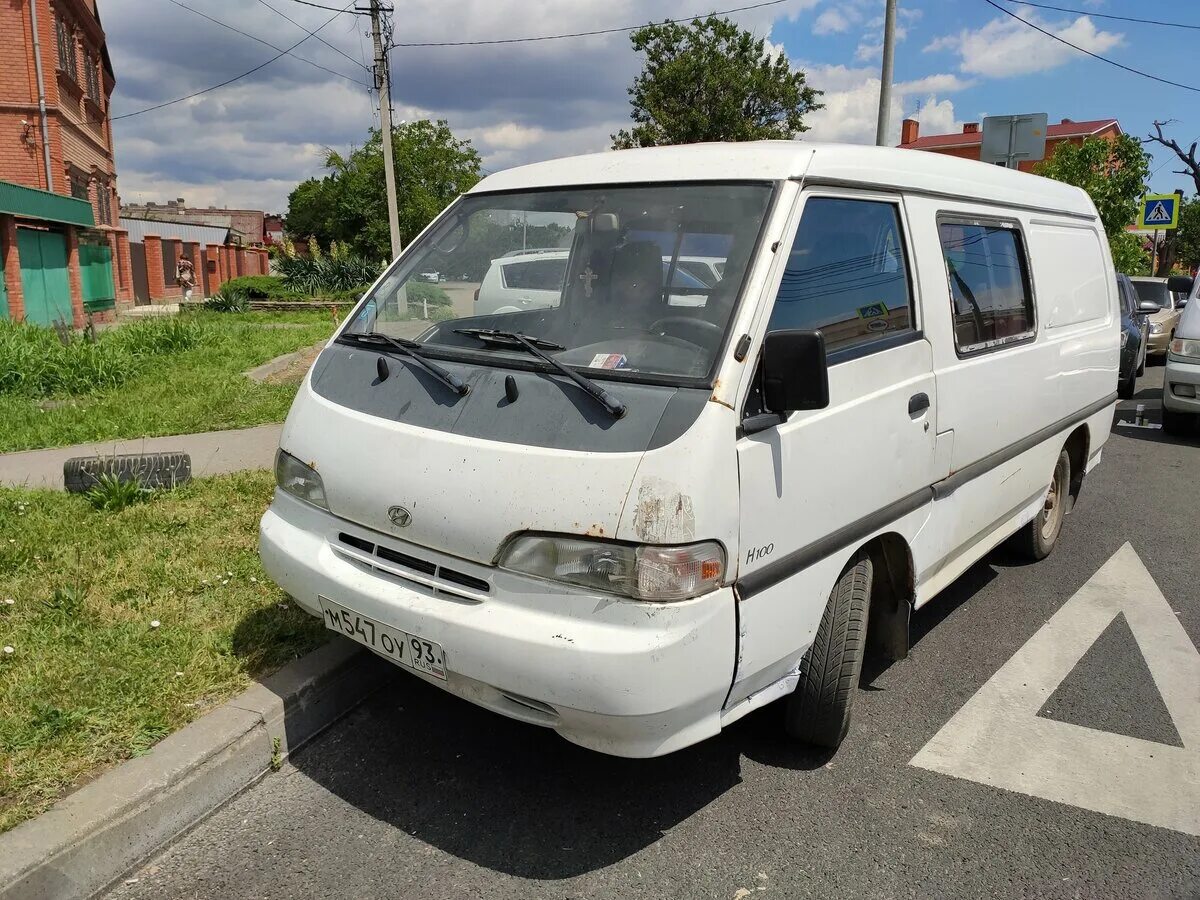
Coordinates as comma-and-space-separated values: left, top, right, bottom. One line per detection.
1170, 338, 1200, 360
498, 535, 725, 602
1120, 330, 1129, 349
274, 449, 328, 510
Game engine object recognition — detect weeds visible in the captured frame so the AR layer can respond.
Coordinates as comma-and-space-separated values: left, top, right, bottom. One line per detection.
0, 472, 328, 832
83, 474, 149, 511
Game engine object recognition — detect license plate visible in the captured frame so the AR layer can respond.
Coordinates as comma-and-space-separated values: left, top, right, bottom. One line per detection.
318, 595, 446, 680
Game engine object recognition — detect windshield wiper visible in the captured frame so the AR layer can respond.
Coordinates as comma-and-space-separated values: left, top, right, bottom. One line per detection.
453, 328, 565, 351
337, 331, 469, 396
455, 328, 626, 419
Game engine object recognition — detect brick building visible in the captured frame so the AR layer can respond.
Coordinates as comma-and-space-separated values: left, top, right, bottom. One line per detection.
898, 117, 1122, 172
1, 0, 131, 324
121, 199, 268, 246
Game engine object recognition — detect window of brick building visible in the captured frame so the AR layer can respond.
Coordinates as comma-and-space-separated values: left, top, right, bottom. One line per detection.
96, 182, 112, 225
69, 172, 90, 202
56, 16, 78, 81
84, 53, 101, 103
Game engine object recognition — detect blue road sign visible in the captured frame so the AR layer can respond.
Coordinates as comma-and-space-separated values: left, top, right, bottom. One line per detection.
1139, 195, 1179, 230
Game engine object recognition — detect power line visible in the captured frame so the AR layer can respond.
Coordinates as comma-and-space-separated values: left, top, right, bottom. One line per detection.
284, 0, 369, 14
166, 0, 368, 87
1001, 1, 1200, 31
982, 0, 1200, 93
390, 0, 793, 47
113, 2, 355, 120
254, 0, 370, 71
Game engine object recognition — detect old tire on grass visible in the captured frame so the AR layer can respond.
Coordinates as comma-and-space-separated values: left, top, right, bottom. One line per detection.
64, 452, 192, 493
784, 551, 872, 749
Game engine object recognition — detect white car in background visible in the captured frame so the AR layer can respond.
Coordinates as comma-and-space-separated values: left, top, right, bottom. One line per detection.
474, 249, 718, 315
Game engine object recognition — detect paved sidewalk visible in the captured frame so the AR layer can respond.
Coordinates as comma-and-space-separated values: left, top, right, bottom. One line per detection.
0, 424, 282, 490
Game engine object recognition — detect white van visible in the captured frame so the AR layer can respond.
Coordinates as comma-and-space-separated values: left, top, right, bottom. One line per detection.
261, 142, 1118, 757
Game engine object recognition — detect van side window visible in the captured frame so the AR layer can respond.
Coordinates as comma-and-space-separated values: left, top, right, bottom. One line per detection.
938, 222, 1035, 354
767, 198, 913, 353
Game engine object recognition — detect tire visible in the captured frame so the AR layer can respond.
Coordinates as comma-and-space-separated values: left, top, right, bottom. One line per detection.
784, 552, 872, 749
1137, 347, 1146, 377
1118, 368, 1136, 400
1012, 450, 1070, 561
63, 452, 192, 493
1162, 406, 1197, 437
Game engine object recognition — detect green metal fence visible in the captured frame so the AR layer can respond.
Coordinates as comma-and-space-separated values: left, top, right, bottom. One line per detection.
79, 236, 115, 313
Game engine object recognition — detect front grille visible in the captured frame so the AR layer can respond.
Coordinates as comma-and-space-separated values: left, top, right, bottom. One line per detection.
334, 532, 490, 601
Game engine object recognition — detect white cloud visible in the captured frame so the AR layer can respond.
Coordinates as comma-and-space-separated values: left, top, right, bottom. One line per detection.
813, 9, 854, 35
799, 62, 968, 146
923, 14, 1123, 78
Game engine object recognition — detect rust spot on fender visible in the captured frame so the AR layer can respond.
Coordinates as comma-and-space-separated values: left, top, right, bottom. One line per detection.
586, 524, 606, 537
708, 395, 734, 410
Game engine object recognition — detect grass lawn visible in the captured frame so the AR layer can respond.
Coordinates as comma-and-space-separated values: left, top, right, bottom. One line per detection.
0, 310, 338, 453
0, 471, 328, 833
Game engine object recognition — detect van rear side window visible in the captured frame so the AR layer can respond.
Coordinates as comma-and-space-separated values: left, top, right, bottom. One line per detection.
767, 197, 913, 353
938, 221, 1035, 354
501, 258, 567, 291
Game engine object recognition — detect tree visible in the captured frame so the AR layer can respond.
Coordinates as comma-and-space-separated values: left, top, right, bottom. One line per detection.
611, 16, 822, 149
1175, 197, 1200, 273
285, 119, 481, 260
1033, 134, 1150, 273
1145, 121, 1200, 198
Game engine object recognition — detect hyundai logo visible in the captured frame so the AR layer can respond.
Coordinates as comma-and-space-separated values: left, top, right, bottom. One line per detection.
388, 505, 413, 528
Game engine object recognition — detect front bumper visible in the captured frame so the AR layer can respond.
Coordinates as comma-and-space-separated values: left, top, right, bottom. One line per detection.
1163, 354, 1200, 414
259, 491, 736, 757
1147, 330, 1173, 354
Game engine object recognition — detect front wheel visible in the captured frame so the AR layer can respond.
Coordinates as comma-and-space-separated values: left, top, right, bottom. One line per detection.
1012, 450, 1070, 561
1163, 405, 1198, 437
784, 552, 872, 749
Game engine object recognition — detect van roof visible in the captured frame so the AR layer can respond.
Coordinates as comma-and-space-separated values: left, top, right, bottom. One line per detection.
471, 140, 1098, 220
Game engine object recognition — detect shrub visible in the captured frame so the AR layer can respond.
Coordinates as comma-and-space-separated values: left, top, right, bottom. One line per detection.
222, 275, 289, 299
277, 253, 382, 295
404, 281, 451, 308
204, 287, 249, 313
111, 318, 205, 356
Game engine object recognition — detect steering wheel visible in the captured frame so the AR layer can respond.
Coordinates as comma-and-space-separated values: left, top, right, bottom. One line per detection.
648, 316, 722, 345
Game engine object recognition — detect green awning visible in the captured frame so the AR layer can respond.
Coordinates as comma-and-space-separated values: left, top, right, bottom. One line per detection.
0, 179, 95, 228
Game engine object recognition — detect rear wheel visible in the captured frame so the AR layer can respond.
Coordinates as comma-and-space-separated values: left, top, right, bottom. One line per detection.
784, 552, 872, 749
1012, 450, 1070, 561
1137, 346, 1146, 376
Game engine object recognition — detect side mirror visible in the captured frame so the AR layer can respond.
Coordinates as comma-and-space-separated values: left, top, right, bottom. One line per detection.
762, 329, 829, 414
1167, 275, 1193, 296
1137, 300, 1162, 315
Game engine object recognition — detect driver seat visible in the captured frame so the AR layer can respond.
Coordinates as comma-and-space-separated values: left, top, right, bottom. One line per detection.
606, 241, 663, 330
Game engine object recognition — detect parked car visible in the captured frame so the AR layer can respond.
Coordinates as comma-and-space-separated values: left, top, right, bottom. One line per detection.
474, 248, 713, 314
1116, 273, 1158, 398
1130, 276, 1187, 359
263, 142, 1117, 757
1162, 274, 1200, 436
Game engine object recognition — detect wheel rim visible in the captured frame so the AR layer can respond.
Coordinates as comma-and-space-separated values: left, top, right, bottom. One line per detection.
1041, 459, 1067, 541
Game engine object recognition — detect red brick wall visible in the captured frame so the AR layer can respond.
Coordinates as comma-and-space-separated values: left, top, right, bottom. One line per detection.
64, 224, 84, 327
2, 215, 25, 319
143, 234, 165, 300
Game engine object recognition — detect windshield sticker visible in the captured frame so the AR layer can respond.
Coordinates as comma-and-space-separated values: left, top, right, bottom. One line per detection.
589, 353, 629, 370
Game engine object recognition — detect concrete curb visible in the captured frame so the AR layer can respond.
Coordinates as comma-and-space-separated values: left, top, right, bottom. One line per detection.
242, 345, 314, 383
0, 637, 391, 900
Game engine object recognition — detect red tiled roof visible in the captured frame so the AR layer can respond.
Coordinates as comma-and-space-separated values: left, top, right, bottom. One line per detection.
899, 118, 1120, 150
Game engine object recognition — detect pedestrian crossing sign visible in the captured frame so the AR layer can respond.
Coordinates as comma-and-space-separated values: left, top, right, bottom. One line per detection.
1138, 194, 1179, 229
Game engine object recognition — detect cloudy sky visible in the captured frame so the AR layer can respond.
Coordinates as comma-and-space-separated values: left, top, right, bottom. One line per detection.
101, 0, 1200, 214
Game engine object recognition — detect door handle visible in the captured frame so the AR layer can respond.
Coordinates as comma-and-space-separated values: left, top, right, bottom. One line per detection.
908, 393, 930, 417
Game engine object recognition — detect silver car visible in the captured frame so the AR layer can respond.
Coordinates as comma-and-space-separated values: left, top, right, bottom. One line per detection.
1163, 275, 1199, 436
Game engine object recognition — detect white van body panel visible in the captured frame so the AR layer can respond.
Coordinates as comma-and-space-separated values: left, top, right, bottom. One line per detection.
262, 141, 1116, 757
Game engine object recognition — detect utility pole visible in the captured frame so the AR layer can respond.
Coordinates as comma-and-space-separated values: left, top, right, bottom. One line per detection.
874, 0, 898, 147
369, 0, 402, 260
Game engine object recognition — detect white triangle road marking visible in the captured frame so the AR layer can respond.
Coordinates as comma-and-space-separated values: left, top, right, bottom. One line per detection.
910, 543, 1200, 835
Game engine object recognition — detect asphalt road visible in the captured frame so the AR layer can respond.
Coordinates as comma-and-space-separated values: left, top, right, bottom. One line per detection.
110, 365, 1200, 900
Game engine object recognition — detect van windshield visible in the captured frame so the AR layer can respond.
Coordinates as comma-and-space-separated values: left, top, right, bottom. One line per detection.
341, 183, 773, 382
